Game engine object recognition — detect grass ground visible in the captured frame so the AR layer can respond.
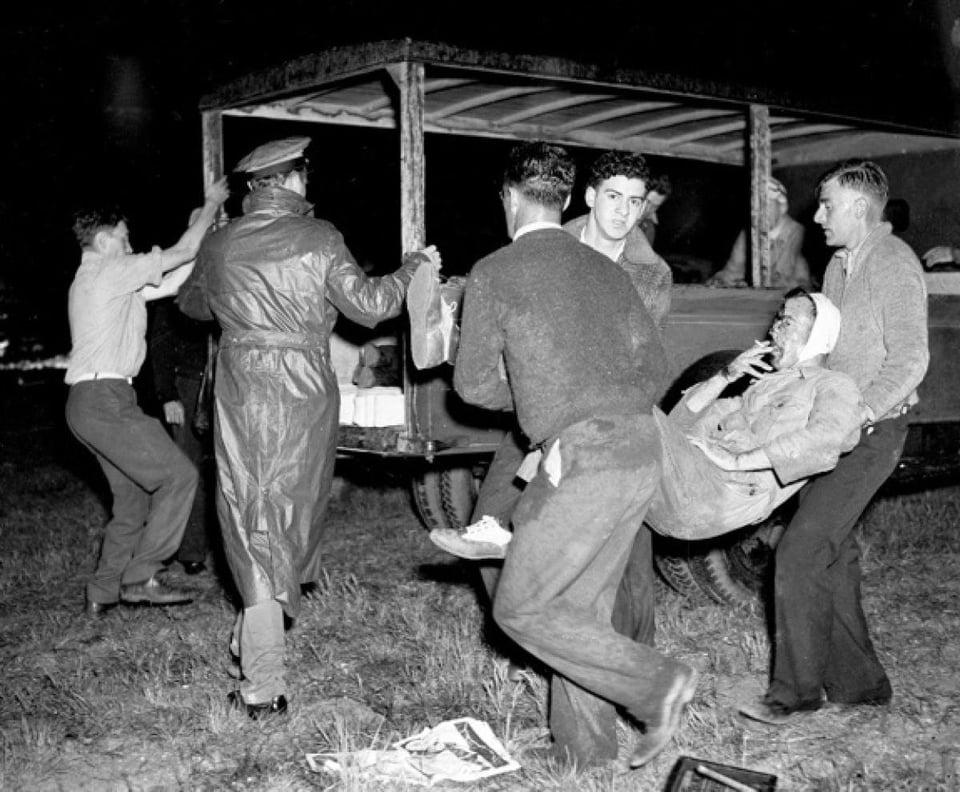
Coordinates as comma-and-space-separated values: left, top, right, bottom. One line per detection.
1, 375, 959, 790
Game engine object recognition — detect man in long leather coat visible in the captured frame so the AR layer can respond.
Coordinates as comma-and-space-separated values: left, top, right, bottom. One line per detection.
178, 137, 434, 717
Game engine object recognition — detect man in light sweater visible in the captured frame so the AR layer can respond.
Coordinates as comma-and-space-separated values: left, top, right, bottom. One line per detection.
741, 159, 929, 725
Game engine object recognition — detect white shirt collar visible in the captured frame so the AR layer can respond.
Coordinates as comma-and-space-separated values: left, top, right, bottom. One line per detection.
579, 227, 625, 262
513, 220, 562, 240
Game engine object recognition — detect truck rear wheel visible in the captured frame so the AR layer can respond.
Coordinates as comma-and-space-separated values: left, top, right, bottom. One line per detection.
652, 536, 711, 604
653, 517, 783, 605
688, 548, 755, 605
411, 467, 478, 533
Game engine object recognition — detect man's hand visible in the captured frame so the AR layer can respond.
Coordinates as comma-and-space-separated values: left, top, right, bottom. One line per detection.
402, 244, 442, 274
724, 340, 774, 381
163, 400, 185, 426
418, 244, 442, 268
204, 176, 230, 207
922, 245, 956, 268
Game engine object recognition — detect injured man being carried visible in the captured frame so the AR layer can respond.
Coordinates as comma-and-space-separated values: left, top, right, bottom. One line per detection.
432, 288, 861, 559
646, 288, 861, 540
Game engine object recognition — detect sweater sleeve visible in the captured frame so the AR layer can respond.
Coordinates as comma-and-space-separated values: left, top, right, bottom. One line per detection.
861, 256, 929, 418
453, 267, 513, 411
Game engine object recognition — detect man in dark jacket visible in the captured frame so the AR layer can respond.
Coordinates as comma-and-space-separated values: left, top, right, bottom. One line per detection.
148, 297, 216, 574
434, 151, 671, 697
454, 141, 697, 768
178, 137, 435, 718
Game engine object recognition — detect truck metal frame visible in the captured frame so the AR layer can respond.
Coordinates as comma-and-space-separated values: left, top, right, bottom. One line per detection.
199, 38, 960, 604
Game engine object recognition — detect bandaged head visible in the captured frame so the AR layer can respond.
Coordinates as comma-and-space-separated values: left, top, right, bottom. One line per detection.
796, 292, 841, 363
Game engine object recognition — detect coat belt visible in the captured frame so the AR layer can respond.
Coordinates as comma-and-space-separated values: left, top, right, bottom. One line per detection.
220, 330, 326, 350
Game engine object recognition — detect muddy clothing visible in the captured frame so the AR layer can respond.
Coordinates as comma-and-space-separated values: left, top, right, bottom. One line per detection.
454, 228, 667, 446
563, 214, 673, 326
178, 186, 415, 617
649, 365, 861, 540
65, 248, 197, 604
770, 222, 928, 711
681, 365, 861, 483
471, 215, 672, 533
455, 227, 687, 764
470, 219, 672, 726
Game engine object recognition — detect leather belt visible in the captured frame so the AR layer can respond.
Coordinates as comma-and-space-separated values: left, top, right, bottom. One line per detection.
72, 372, 133, 384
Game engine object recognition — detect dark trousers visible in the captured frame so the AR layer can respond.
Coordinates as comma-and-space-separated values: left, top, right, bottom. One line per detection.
473, 428, 656, 646
769, 414, 908, 708
66, 380, 198, 605
492, 415, 686, 764
169, 373, 213, 563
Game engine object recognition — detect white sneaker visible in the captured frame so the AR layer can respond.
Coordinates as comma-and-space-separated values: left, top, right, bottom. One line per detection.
429, 515, 512, 560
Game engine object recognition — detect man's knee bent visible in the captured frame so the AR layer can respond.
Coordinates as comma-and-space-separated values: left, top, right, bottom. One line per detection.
492, 595, 538, 643
167, 457, 199, 494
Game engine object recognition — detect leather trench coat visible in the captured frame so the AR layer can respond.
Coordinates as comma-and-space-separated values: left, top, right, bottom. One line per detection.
178, 186, 416, 617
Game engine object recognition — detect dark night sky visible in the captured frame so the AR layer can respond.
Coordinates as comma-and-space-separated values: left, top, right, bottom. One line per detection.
1, 0, 959, 352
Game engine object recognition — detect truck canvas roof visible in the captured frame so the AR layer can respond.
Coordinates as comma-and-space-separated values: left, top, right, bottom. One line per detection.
200, 38, 960, 169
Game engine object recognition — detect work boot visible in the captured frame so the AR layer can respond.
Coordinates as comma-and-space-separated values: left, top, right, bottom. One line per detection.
120, 575, 193, 606
629, 666, 699, 768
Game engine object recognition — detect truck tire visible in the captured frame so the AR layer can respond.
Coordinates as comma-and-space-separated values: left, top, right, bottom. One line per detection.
688, 548, 755, 605
652, 536, 711, 604
411, 467, 478, 533
653, 517, 783, 605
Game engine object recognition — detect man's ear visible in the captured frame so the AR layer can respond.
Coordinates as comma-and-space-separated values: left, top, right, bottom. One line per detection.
854, 195, 868, 218
92, 229, 111, 253
585, 186, 596, 209
563, 194, 572, 212
506, 186, 520, 214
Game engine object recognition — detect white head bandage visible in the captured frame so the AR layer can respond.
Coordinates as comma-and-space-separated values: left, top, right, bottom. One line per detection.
797, 292, 841, 363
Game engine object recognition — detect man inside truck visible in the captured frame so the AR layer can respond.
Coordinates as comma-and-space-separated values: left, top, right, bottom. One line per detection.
707, 176, 811, 289
454, 140, 697, 768
741, 159, 929, 726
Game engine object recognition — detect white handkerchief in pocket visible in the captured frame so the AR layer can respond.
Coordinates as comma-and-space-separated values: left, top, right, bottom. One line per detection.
543, 440, 562, 487
515, 449, 542, 483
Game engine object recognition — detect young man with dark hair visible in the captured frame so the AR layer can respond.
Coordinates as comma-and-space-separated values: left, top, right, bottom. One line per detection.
434, 149, 672, 668
66, 177, 229, 617
454, 141, 696, 768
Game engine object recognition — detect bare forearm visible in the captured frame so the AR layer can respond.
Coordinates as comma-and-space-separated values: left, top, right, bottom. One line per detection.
161, 202, 220, 272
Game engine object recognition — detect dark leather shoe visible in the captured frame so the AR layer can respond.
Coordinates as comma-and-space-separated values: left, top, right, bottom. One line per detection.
739, 696, 822, 726
85, 599, 117, 617
228, 690, 288, 719
120, 575, 193, 606
829, 683, 892, 707
630, 666, 699, 767
180, 561, 206, 575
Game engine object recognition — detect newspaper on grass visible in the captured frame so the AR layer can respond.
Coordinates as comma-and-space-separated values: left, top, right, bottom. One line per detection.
305, 717, 520, 786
